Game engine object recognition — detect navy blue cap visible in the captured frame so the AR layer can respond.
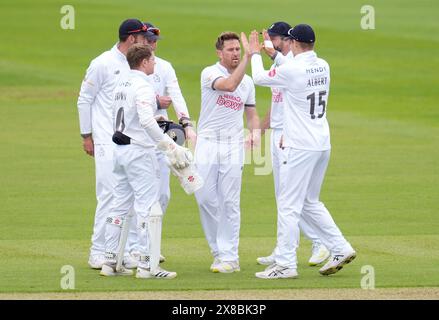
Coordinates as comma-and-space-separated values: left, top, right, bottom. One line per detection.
288, 24, 316, 43
143, 22, 162, 41
119, 19, 148, 38
267, 21, 292, 37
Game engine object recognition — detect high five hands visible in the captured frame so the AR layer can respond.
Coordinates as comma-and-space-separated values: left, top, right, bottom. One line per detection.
241, 30, 277, 59
241, 30, 262, 56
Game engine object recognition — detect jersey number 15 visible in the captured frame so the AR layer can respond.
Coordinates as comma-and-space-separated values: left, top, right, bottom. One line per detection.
306, 91, 327, 119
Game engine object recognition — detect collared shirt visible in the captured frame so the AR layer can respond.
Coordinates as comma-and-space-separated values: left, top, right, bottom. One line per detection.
77, 44, 129, 144
198, 62, 256, 142
252, 51, 331, 151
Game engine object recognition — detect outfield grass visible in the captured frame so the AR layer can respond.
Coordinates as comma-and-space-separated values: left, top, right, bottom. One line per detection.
0, 0, 438, 294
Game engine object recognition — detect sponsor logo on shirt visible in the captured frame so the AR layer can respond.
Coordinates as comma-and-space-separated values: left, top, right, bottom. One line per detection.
268, 68, 276, 77
216, 94, 244, 111
154, 74, 161, 82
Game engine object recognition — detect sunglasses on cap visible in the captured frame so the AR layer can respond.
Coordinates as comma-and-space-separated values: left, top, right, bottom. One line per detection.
147, 27, 160, 36
127, 23, 148, 34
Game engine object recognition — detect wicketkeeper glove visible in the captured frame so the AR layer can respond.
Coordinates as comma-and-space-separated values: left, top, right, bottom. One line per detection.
169, 162, 204, 195
157, 137, 193, 170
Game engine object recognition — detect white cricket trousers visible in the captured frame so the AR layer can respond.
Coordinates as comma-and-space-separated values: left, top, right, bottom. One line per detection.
90, 144, 115, 256
195, 137, 244, 262
126, 150, 170, 253
271, 129, 321, 250
276, 148, 353, 269
105, 144, 160, 263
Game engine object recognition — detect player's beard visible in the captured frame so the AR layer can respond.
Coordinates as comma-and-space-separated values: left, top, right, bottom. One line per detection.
274, 41, 284, 53
230, 57, 240, 69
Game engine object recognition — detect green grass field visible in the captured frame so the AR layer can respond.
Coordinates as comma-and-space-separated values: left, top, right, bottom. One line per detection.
0, 0, 438, 296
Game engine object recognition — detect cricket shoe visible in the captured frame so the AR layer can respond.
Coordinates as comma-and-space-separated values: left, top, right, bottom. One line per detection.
308, 243, 330, 266
319, 250, 357, 276
135, 266, 177, 279
100, 263, 134, 276
210, 257, 221, 271
123, 253, 139, 269
212, 261, 240, 273
256, 253, 275, 266
159, 254, 166, 263
255, 264, 298, 279
88, 254, 106, 269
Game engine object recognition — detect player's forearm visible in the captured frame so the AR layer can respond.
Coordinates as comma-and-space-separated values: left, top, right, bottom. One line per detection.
245, 109, 261, 149
248, 117, 260, 134
217, 55, 249, 92
251, 54, 268, 86
251, 54, 285, 88
246, 110, 260, 133
167, 84, 190, 119
136, 89, 167, 143
77, 73, 100, 135
137, 103, 169, 144
143, 116, 170, 144
260, 107, 271, 132
77, 101, 92, 135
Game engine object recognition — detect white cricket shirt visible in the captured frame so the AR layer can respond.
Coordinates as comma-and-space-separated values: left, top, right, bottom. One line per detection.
252, 51, 331, 151
112, 70, 160, 147
150, 56, 190, 120
77, 44, 129, 144
198, 62, 256, 142
270, 51, 294, 130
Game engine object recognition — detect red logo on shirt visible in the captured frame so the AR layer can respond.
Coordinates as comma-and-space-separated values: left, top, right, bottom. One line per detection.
268, 68, 276, 77
216, 94, 243, 111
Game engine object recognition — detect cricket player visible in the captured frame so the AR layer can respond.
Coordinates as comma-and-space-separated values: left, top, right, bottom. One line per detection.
256, 22, 330, 267
77, 19, 150, 269
100, 44, 193, 278
125, 22, 197, 265
195, 32, 260, 273
248, 25, 356, 279
145, 21, 197, 210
